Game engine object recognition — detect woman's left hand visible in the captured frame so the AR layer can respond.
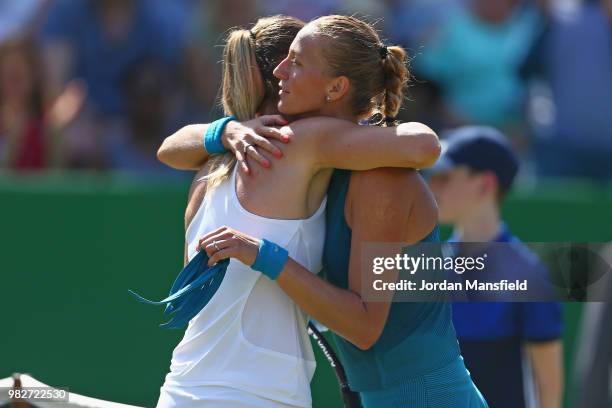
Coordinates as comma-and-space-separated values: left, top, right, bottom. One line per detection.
197, 226, 260, 267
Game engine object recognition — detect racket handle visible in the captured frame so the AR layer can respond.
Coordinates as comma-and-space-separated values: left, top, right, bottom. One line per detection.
341, 385, 362, 408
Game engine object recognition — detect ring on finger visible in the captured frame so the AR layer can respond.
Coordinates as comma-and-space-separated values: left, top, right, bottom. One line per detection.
213, 240, 220, 251
243, 143, 254, 155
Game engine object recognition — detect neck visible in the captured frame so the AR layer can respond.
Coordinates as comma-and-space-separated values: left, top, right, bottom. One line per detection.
455, 202, 502, 242
310, 103, 360, 123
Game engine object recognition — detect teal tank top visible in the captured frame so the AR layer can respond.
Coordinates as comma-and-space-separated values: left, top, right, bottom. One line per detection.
323, 169, 461, 392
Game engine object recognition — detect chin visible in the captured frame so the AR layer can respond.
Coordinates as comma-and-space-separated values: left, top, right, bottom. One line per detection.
277, 100, 297, 115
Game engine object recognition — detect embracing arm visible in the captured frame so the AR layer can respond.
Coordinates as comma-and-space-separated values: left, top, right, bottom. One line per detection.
277, 169, 436, 349
288, 117, 441, 171
157, 116, 288, 171
158, 124, 211, 171
197, 169, 436, 349
158, 116, 439, 172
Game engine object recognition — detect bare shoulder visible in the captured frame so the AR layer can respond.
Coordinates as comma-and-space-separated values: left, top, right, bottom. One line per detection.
347, 168, 438, 243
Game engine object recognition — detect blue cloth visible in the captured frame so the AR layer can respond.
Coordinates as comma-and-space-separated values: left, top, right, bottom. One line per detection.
204, 116, 235, 154
251, 239, 289, 280
322, 169, 486, 407
449, 224, 563, 408
128, 250, 229, 329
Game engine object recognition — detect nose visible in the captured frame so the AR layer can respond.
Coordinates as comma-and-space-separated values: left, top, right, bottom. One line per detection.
273, 57, 289, 80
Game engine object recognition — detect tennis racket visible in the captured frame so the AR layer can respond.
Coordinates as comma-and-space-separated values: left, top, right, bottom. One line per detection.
307, 322, 362, 408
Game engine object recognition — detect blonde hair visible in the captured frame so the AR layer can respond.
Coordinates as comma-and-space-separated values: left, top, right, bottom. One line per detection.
205, 16, 304, 192
309, 15, 409, 125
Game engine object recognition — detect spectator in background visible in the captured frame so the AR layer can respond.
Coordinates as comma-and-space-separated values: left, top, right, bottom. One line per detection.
0, 37, 51, 170
0, 0, 48, 43
104, 59, 188, 180
521, 0, 612, 183
428, 126, 564, 408
383, 0, 462, 48
379, 0, 459, 130
180, 0, 260, 124
414, 0, 540, 147
38, 0, 187, 169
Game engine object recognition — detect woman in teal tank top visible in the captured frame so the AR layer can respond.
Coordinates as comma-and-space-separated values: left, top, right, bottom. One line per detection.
323, 169, 488, 407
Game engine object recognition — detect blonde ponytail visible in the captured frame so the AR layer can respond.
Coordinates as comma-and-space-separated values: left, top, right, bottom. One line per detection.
205, 29, 263, 193
204, 16, 304, 192
222, 29, 265, 121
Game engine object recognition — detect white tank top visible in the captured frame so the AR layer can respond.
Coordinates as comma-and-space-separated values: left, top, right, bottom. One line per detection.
162, 165, 326, 407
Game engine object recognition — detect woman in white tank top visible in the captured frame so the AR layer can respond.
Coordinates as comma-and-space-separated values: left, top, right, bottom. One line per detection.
159, 164, 326, 408
156, 16, 440, 408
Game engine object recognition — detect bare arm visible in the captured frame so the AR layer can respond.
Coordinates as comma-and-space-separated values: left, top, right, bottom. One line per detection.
158, 116, 439, 172
197, 170, 437, 349
196, 169, 436, 348
158, 124, 211, 171
526, 340, 564, 408
157, 116, 288, 171
277, 169, 437, 349
287, 117, 440, 171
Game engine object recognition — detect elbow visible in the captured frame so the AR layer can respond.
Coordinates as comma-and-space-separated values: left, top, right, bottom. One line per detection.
416, 135, 441, 169
157, 129, 201, 170
352, 325, 384, 351
406, 136, 440, 169
157, 138, 173, 165
354, 337, 376, 351
399, 123, 441, 169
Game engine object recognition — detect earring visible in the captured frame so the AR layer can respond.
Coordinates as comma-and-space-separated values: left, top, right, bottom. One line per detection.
325, 95, 331, 102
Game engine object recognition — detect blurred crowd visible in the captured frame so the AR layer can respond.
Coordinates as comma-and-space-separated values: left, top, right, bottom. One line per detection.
1, 0, 611, 183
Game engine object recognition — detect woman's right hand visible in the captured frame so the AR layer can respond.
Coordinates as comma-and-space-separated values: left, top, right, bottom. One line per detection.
222, 115, 291, 174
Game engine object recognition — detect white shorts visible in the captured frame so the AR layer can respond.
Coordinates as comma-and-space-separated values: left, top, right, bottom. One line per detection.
156, 384, 304, 408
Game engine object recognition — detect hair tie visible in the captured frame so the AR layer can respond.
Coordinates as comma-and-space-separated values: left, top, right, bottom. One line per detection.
379, 45, 388, 59
366, 112, 397, 126
249, 29, 256, 41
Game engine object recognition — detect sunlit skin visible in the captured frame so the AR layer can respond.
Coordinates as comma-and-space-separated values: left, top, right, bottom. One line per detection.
273, 25, 356, 122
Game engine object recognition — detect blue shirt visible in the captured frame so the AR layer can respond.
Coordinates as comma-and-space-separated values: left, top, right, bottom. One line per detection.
449, 224, 563, 408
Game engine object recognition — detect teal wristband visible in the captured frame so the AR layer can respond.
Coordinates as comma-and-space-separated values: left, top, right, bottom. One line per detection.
203, 115, 236, 154
251, 239, 289, 280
